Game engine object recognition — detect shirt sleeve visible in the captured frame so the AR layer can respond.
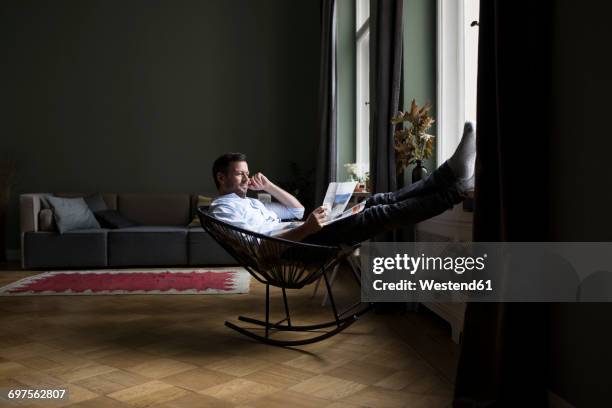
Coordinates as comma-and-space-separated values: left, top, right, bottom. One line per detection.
208, 203, 251, 230
264, 202, 305, 220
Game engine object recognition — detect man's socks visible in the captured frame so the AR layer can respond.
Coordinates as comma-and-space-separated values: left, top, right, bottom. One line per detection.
447, 122, 476, 181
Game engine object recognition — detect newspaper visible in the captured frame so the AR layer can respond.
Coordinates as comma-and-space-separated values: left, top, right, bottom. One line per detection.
320, 181, 365, 226
270, 182, 365, 236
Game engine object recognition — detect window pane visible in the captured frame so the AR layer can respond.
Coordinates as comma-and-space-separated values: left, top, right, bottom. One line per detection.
356, 30, 370, 175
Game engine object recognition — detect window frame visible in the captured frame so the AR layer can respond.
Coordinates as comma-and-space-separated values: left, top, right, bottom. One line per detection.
436, 0, 479, 165
355, 0, 370, 177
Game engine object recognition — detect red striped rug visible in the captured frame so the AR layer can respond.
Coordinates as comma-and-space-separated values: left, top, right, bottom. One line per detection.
0, 268, 250, 296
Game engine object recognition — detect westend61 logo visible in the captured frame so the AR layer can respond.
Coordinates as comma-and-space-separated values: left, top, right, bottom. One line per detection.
371, 253, 488, 275
362, 242, 612, 302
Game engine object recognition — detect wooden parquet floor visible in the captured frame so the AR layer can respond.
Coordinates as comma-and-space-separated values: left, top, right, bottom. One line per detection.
0, 264, 459, 408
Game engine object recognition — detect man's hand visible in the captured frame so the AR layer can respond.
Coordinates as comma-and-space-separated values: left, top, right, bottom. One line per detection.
248, 173, 272, 192
276, 206, 327, 242
302, 206, 327, 235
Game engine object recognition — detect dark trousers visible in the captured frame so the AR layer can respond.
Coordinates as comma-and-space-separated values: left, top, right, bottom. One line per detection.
305, 162, 465, 246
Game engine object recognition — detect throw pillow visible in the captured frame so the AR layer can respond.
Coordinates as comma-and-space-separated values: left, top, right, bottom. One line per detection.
39, 195, 51, 209
189, 195, 213, 227
94, 210, 138, 229
84, 194, 109, 213
45, 196, 101, 234
38, 209, 57, 232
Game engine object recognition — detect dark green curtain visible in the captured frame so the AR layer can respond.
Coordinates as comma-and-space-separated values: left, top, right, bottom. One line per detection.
315, 0, 338, 206
369, 0, 404, 245
369, 0, 403, 197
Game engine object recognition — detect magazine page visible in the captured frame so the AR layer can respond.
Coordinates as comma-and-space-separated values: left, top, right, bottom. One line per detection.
270, 200, 366, 234
321, 201, 366, 226
270, 181, 360, 234
322, 181, 357, 221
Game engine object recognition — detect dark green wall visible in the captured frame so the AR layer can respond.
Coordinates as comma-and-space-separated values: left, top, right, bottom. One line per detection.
402, 0, 437, 182
0, 0, 321, 251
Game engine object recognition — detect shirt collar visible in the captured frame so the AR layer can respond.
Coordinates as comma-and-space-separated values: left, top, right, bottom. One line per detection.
217, 193, 247, 200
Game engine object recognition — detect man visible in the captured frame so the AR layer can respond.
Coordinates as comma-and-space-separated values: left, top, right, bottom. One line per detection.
209, 123, 476, 246
209, 152, 326, 242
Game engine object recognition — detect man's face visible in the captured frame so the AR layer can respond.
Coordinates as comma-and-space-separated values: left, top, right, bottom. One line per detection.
217, 161, 250, 197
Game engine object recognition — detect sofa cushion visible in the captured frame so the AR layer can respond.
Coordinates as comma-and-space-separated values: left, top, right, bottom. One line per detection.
108, 226, 188, 266
38, 209, 57, 232
23, 230, 108, 269
118, 194, 191, 226
188, 196, 213, 227
188, 227, 236, 265
84, 194, 109, 212
38, 195, 108, 232
112, 226, 187, 233
45, 196, 100, 234
94, 210, 138, 229
53, 193, 118, 210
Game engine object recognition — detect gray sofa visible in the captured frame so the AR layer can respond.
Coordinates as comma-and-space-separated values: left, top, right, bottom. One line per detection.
20, 193, 234, 269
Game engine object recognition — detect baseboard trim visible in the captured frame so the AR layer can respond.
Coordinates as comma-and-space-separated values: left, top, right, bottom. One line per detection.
5, 249, 20, 262
548, 390, 575, 408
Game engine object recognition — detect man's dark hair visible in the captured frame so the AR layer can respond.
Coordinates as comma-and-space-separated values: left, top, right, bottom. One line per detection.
212, 152, 247, 189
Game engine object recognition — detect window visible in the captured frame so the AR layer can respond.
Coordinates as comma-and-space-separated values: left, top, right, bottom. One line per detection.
437, 0, 480, 164
355, 0, 370, 178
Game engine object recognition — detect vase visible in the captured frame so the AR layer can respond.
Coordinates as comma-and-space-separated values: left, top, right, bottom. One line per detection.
412, 160, 428, 183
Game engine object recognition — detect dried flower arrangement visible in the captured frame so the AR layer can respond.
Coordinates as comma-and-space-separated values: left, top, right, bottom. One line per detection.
391, 99, 435, 173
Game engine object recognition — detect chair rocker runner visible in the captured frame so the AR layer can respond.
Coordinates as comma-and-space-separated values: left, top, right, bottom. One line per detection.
198, 209, 371, 346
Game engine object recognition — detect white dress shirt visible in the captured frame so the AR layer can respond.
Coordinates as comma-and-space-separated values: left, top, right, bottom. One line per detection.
209, 193, 304, 235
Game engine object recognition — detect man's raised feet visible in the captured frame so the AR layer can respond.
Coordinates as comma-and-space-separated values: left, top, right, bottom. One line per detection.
447, 121, 476, 180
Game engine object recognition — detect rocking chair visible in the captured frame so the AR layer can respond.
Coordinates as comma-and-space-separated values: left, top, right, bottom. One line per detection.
197, 209, 371, 346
